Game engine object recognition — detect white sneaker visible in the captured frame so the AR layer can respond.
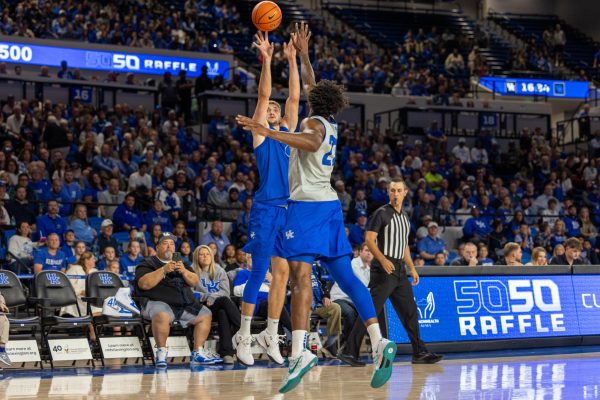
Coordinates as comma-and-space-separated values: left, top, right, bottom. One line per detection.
233, 332, 255, 366
256, 330, 285, 365
155, 347, 168, 368
279, 349, 318, 393
0, 351, 12, 367
370, 338, 397, 388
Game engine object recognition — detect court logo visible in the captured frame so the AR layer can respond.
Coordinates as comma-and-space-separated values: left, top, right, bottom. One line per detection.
416, 292, 439, 326
0, 273, 8, 285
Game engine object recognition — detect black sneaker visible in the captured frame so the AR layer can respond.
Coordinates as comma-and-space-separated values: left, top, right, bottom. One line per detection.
337, 352, 366, 367
412, 352, 443, 364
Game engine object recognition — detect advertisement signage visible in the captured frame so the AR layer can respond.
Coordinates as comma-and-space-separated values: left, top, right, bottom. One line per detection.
388, 275, 580, 343
48, 338, 93, 361
99, 337, 143, 359
0, 40, 229, 78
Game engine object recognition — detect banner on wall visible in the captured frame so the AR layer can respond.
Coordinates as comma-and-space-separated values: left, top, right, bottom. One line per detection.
387, 275, 582, 343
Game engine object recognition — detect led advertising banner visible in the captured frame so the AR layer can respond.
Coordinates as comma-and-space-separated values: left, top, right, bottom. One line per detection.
0, 41, 229, 78
387, 275, 582, 343
479, 77, 589, 99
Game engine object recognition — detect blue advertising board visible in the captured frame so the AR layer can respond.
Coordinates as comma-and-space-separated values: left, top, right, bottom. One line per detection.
479, 77, 589, 99
388, 275, 582, 343
0, 41, 229, 78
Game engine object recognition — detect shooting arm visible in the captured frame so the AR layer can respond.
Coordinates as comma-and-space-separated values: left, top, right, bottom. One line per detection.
282, 55, 300, 130
253, 57, 272, 124
299, 51, 316, 92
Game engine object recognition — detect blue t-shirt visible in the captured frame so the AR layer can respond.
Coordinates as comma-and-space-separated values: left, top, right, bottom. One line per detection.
34, 248, 67, 271
417, 236, 447, 265
254, 125, 290, 206
119, 254, 144, 279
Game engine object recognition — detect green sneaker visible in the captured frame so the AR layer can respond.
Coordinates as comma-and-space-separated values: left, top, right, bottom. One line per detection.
370, 339, 397, 388
279, 349, 318, 393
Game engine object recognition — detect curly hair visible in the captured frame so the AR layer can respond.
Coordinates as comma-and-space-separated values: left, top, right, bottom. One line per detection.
308, 80, 349, 117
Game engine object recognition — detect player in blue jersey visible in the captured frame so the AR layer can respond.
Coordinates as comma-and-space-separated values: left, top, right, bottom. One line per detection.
236, 22, 397, 393
232, 30, 300, 366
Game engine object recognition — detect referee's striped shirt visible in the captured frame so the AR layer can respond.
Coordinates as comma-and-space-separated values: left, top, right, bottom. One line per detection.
366, 204, 411, 274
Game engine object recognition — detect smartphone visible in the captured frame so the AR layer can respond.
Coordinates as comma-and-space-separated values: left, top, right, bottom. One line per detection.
172, 252, 181, 262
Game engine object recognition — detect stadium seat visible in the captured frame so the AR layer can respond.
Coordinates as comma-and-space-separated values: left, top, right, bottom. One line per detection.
83, 271, 146, 365
88, 217, 103, 234
31, 270, 93, 368
0, 269, 40, 336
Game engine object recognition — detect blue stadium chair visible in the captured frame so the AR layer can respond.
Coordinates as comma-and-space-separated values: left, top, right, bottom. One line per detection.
113, 231, 130, 244
88, 217, 103, 233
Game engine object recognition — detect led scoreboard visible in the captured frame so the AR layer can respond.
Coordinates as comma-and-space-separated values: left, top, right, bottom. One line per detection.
479, 77, 589, 99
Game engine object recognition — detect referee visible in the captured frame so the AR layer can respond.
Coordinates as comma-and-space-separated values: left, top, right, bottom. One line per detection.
338, 178, 443, 365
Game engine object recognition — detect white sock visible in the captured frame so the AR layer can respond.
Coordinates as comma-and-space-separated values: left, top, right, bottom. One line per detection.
195, 346, 204, 353
240, 315, 252, 337
367, 323, 383, 347
266, 318, 279, 336
158, 346, 167, 353
291, 330, 306, 359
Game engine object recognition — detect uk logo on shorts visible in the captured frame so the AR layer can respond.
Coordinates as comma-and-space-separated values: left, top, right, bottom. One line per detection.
285, 230, 295, 240
99, 273, 113, 286
250, 231, 256, 239
0, 273, 8, 285
46, 273, 61, 285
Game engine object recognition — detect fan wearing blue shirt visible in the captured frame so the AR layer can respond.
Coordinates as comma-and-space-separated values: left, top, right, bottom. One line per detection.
112, 194, 146, 232
119, 240, 143, 280
563, 205, 581, 237
417, 222, 447, 265
144, 199, 173, 233
33, 233, 67, 273
463, 206, 493, 242
36, 200, 67, 241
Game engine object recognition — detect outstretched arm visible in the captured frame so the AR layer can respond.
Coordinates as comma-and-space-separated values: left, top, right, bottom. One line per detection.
236, 115, 323, 152
252, 31, 274, 127
281, 35, 300, 131
292, 22, 316, 93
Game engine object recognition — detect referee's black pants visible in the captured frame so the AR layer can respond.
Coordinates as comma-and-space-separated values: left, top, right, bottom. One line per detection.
343, 268, 427, 357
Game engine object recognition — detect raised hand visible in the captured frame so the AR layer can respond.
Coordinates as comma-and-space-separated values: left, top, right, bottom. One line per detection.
236, 115, 271, 137
283, 34, 297, 60
292, 22, 311, 55
253, 31, 274, 61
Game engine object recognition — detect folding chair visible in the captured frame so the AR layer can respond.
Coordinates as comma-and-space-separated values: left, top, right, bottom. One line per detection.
31, 270, 93, 368
0, 270, 42, 368
83, 271, 145, 366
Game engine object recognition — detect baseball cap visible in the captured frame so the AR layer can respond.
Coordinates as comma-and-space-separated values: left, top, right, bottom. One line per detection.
458, 138, 466, 143
357, 209, 368, 218
101, 219, 113, 228
427, 222, 439, 228
157, 232, 177, 245
462, 185, 470, 191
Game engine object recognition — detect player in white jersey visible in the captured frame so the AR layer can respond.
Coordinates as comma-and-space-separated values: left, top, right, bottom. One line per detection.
236, 22, 397, 394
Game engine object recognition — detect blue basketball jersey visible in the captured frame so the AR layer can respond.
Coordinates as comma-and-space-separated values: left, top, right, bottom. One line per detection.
254, 125, 290, 206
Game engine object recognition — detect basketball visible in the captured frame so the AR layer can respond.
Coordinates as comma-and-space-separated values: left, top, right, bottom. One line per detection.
252, 1, 282, 32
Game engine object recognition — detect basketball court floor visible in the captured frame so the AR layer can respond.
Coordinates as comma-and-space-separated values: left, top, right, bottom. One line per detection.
1, 347, 599, 399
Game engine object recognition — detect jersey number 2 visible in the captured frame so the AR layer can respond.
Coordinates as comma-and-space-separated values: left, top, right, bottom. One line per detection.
321, 135, 337, 166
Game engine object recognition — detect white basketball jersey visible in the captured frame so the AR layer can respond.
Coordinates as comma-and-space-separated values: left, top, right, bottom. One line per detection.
289, 115, 338, 202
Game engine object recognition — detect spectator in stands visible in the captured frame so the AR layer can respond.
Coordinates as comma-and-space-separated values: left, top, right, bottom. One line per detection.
580, 207, 597, 245
433, 252, 447, 266
97, 219, 118, 254
43, 115, 69, 158
144, 199, 173, 233
176, 70, 194, 124
221, 187, 242, 221
552, 24, 566, 53
330, 243, 371, 345
135, 233, 219, 367
477, 244, 494, 266
148, 224, 163, 249
112, 194, 146, 232
470, 140, 488, 165
348, 209, 368, 246
68, 204, 97, 246
6, 185, 36, 225
66, 241, 87, 267
173, 220, 195, 250
98, 246, 118, 271
120, 240, 143, 280
221, 244, 238, 271
207, 174, 229, 209
550, 238, 587, 266
526, 247, 548, 266
98, 179, 126, 219
451, 242, 478, 266
35, 200, 66, 240
564, 204, 581, 237
62, 251, 98, 317
311, 262, 342, 356
156, 178, 182, 220
503, 242, 523, 266
463, 205, 492, 243
33, 232, 67, 273
551, 220, 568, 248
192, 245, 240, 364
128, 161, 152, 192
0, 291, 11, 366
425, 121, 447, 155
445, 48, 465, 75
93, 143, 119, 181
452, 138, 471, 164
8, 221, 37, 272
196, 65, 214, 94
158, 72, 178, 115
200, 220, 230, 255
417, 222, 446, 265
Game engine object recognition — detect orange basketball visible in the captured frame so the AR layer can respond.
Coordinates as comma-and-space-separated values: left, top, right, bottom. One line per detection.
252, 1, 282, 32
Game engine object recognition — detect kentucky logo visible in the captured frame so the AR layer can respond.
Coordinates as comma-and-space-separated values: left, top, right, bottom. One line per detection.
201, 278, 220, 293
46, 273, 61, 285
205, 61, 219, 75
99, 273, 113, 285
416, 292, 439, 325
0, 273, 8, 285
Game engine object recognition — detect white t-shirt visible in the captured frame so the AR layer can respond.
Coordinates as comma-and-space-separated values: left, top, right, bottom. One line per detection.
329, 257, 370, 302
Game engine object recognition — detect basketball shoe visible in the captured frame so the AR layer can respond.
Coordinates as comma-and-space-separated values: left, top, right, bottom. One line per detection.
256, 330, 285, 365
278, 349, 318, 393
370, 338, 397, 388
233, 332, 255, 366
